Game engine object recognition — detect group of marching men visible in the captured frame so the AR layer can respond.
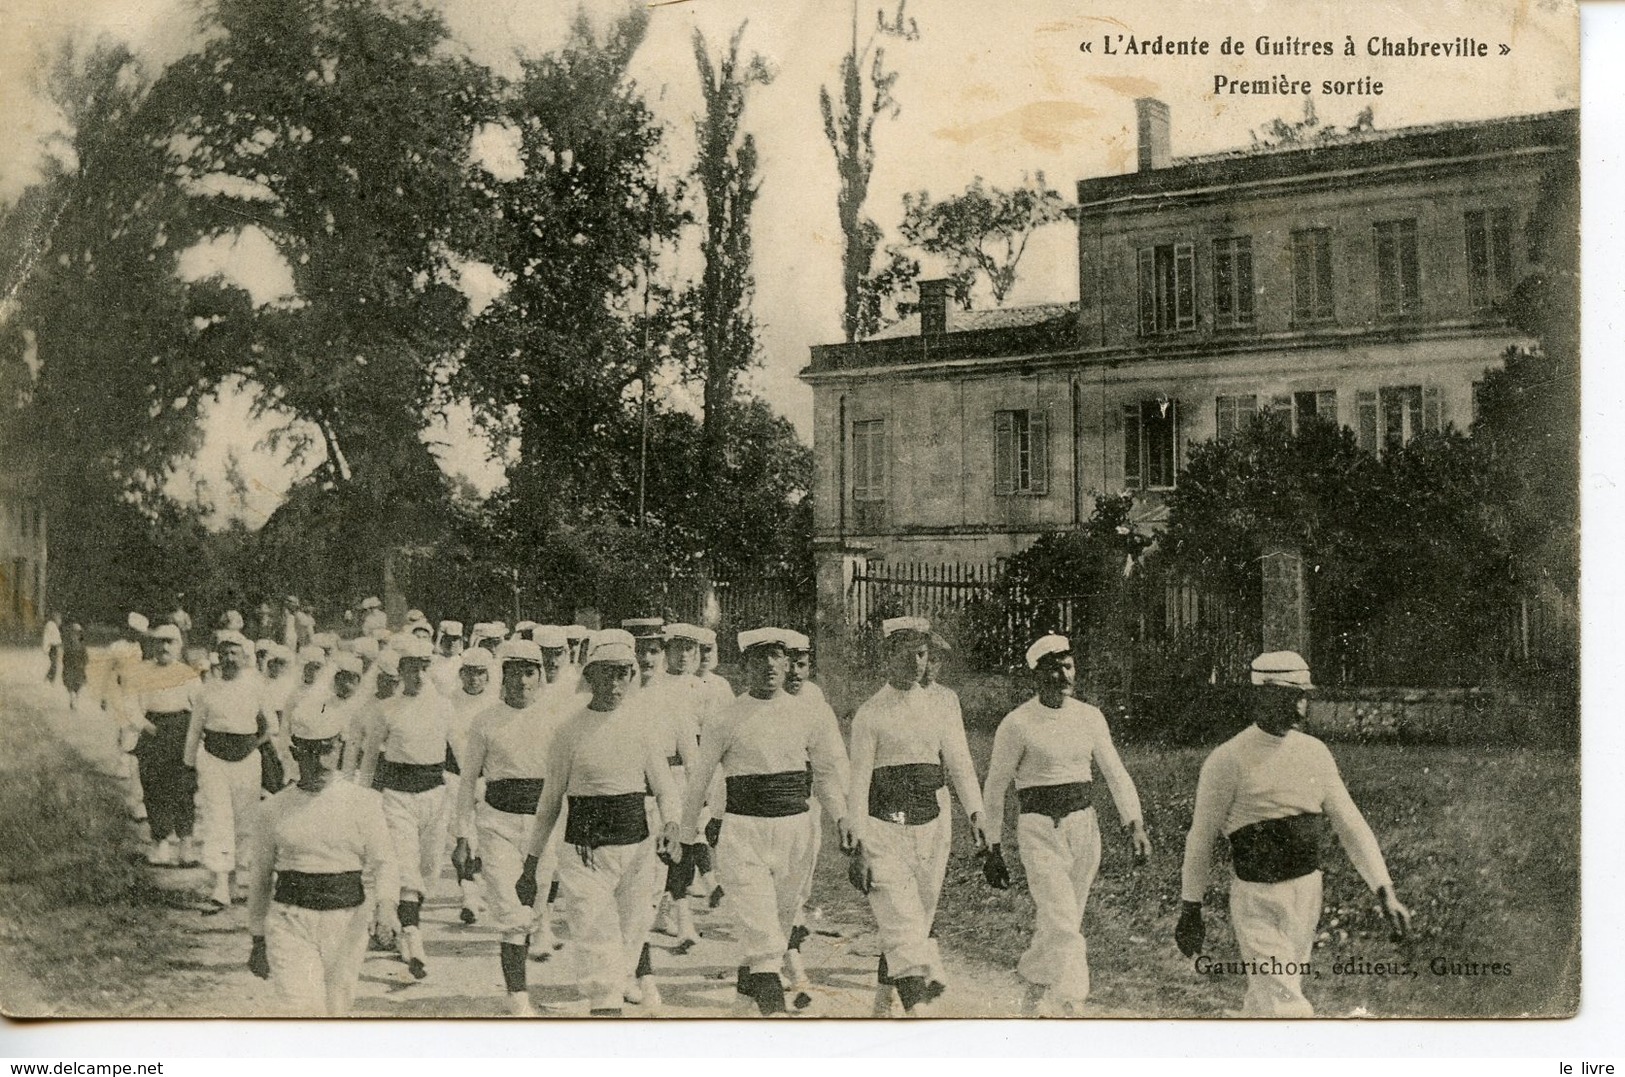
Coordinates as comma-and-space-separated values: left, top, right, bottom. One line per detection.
98, 596, 1412, 1019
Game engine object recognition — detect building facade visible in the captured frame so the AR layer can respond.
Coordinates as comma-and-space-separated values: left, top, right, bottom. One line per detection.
802, 105, 1576, 581
0, 469, 47, 640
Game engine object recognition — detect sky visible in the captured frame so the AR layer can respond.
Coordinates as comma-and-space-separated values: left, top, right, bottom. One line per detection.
0, 0, 1578, 526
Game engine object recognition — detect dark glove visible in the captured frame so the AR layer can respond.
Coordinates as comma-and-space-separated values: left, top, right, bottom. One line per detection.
981, 844, 1011, 890
515, 854, 540, 908
668, 844, 704, 895
451, 837, 471, 881
1175, 900, 1205, 958
847, 847, 873, 895
248, 935, 270, 979
704, 818, 722, 846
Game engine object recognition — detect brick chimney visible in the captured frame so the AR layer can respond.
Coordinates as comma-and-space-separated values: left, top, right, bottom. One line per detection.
918, 278, 950, 336
1135, 98, 1171, 171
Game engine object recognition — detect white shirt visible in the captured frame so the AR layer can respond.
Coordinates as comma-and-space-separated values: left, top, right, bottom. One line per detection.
246, 779, 399, 934
847, 681, 983, 842
527, 701, 681, 858
1180, 724, 1394, 901
981, 694, 1143, 845
455, 694, 567, 838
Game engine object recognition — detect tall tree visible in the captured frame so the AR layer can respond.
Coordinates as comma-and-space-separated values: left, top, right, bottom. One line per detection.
819, 0, 917, 343
897, 172, 1070, 306
692, 22, 774, 487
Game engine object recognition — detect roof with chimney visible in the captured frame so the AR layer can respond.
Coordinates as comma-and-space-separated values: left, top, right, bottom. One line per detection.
865, 301, 1078, 341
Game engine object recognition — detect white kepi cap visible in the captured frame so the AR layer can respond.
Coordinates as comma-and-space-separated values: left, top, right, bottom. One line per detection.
495, 639, 543, 667
738, 627, 799, 652
533, 625, 568, 650
583, 629, 636, 668
127, 612, 150, 634
290, 702, 345, 742
882, 616, 930, 638
1025, 633, 1071, 670
1250, 650, 1315, 690
459, 647, 495, 670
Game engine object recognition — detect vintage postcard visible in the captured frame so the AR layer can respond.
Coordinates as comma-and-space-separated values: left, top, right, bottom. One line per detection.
0, 0, 1579, 1022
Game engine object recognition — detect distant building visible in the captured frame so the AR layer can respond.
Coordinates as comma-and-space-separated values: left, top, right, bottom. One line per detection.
0, 468, 47, 639
802, 104, 1577, 582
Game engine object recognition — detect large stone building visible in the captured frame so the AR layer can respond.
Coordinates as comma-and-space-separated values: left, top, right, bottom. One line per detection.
802, 103, 1577, 600
0, 468, 47, 640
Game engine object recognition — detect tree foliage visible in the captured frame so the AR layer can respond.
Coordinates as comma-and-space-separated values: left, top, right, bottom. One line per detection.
819, 0, 917, 343
897, 172, 1070, 306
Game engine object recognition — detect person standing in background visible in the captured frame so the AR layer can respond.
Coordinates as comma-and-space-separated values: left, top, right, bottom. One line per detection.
41, 612, 61, 684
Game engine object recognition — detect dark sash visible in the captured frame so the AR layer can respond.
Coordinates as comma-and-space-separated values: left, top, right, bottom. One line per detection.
667, 753, 684, 768
484, 778, 546, 815
375, 759, 445, 794
273, 870, 365, 910
726, 771, 813, 818
1017, 781, 1094, 825
1228, 813, 1322, 883
138, 711, 191, 757
564, 792, 649, 848
202, 729, 258, 763
443, 742, 460, 777
868, 762, 945, 826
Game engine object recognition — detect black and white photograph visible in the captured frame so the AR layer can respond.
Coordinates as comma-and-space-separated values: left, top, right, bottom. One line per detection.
0, 0, 1581, 1023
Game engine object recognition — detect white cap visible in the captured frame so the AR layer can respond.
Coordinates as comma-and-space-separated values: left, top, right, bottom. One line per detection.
621, 617, 665, 638
738, 627, 798, 653
405, 608, 428, 625
695, 627, 718, 648
150, 623, 182, 643
882, 616, 930, 638
1025, 633, 1071, 670
331, 653, 364, 676
459, 648, 494, 670
128, 612, 150, 634
496, 639, 544, 666
514, 620, 538, 636
360, 596, 382, 610
297, 647, 326, 667
312, 632, 339, 652
375, 650, 401, 677
395, 635, 433, 660
533, 625, 568, 650
215, 631, 252, 653
487, 620, 509, 638
564, 625, 589, 641
584, 629, 637, 668
664, 623, 705, 644
1250, 651, 1315, 690
470, 622, 502, 644
783, 630, 812, 653
254, 637, 274, 654
438, 619, 463, 638
345, 636, 380, 657
290, 703, 345, 742
264, 643, 294, 664
222, 610, 245, 631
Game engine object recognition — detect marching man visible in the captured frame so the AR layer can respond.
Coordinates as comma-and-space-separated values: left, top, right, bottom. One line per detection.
980, 633, 1151, 1016
517, 629, 681, 1017
847, 617, 986, 1016
184, 631, 270, 912
1176, 650, 1411, 1016
244, 693, 400, 1016
780, 631, 843, 1007
455, 640, 562, 1015
445, 646, 495, 926
357, 635, 454, 980
677, 627, 850, 1016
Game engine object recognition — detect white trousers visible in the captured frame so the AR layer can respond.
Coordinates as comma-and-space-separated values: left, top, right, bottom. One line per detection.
1015, 808, 1102, 1003
862, 814, 950, 981
381, 785, 449, 899
557, 839, 662, 1007
793, 806, 822, 919
476, 801, 561, 945
1230, 870, 1322, 1017
265, 901, 371, 1016
195, 750, 261, 875
718, 813, 814, 973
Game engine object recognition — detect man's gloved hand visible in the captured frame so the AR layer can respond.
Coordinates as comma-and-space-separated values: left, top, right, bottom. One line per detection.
981, 844, 1011, 890
515, 854, 540, 908
1174, 900, 1205, 958
704, 818, 722, 846
847, 845, 874, 895
248, 935, 271, 979
451, 837, 472, 881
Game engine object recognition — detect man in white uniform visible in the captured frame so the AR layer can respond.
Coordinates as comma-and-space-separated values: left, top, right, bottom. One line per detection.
185, 631, 269, 911
445, 646, 493, 925
429, 619, 466, 697
1176, 650, 1412, 1016
981, 633, 1151, 1015
780, 631, 842, 1007
847, 616, 987, 1016
517, 631, 681, 1016
678, 628, 850, 1016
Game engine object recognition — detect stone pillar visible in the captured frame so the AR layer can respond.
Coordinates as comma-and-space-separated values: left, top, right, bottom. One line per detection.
1260, 544, 1309, 660
813, 537, 872, 712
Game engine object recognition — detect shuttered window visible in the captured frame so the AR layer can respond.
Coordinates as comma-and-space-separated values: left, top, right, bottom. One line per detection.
1465, 208, 1516, 311
1355, 386, 1445, 452
1374, 218, 1421, 318
851, 420, 886, 502
1137, 242, 1196, 335
1215, 394, 1257, 440
1213, 237, 1255, 329
994, 410, 1049, 496
1123, 399, 1180, 490
1291, 228, 1335, 323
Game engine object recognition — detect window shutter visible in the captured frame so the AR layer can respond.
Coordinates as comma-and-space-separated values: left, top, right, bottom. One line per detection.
1137, 248, 1155, 337
1316, 389, 1338, 426
1216, 396, 1234, 440
1357, 391, 1378, 451
1423, 386, 1444, 434
1174, 242, 1196, 330
1104, 403, 1124, 490
1269, 393, 1292, 414
1029, 411, 1049, 495
1122, 403, 1142, 490
1171, 398, 1184, 480
994, 411, 1015, 496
